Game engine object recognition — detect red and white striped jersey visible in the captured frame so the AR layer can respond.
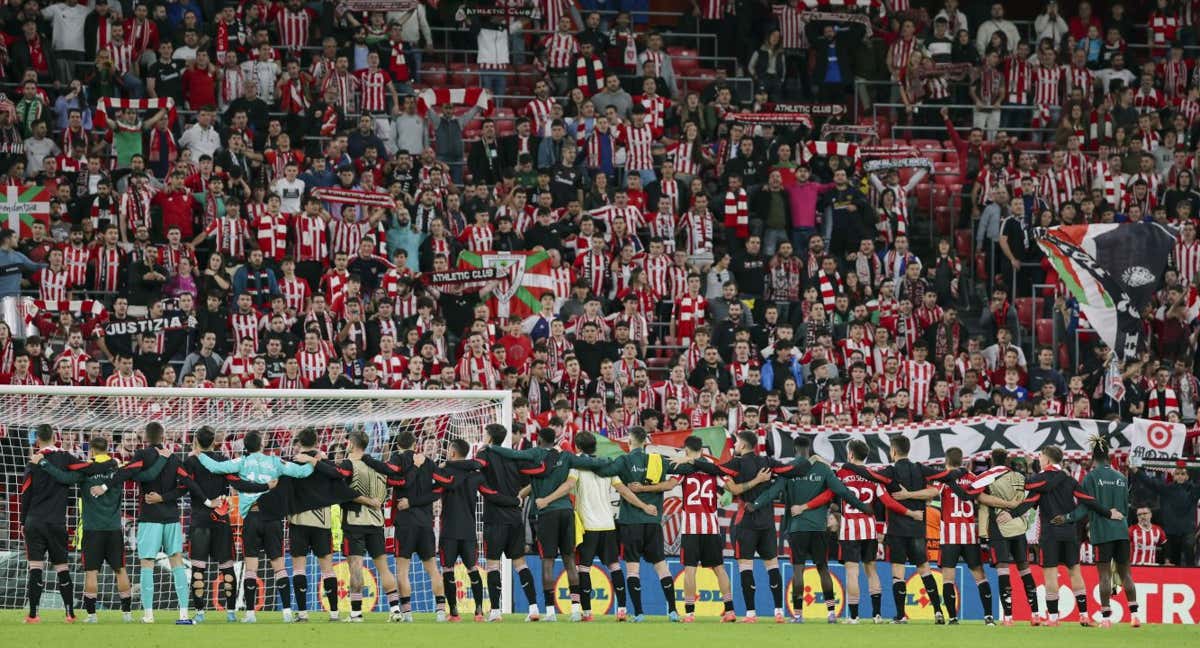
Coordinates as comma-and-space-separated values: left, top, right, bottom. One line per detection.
679, 470, 722, 535
1134, 86, 1166, 114
89, 245, 123, 292
678, 209, 713, 255
107, 40, 136, 76
772, 3, 807, 49
296, 347, 329, 382
1040, 166, 1084, 212
61, 243, 89, 287
372, 353, 406, 384
253, 210, 290, 262
634, 95, 669, 136
293, 214, 328, 262
276, 7, 314, 53
229, 311, 260, 348
938, 473, 978, 545
618, 122, 655, 171
888, 38, 918, 78
549, 264, 573, 301
1005, 55, 1032, 104
698, 0, 725, 19
56, 347, 90, 382
590, 204, 644, 233
321, 72, 359, 113
544, 32, 578, 69
642, 253, 673, 298
456, 352, 498, 389
525, 98, 556, 134
355, 68, 390, 114
669, 141, 702, 177
1162, 59, 1190, 97
673, 293, 707, 341
222, 354, 254, 378
1130, 524, 1165, 565
1177, 238, 1200, 284
200, 216, 250, 260
328, 219, 374, 258
35, 267, 70, 302
1064, 65, 1095, 96
657, 380, 697, 411
905, 360, 934, 415
279, 276, 309, 313
1032, 63, 1063, 108
837, 466, 884, 541
458, 223, 495, 253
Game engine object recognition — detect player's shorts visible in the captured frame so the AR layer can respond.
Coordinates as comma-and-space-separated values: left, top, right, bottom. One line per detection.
241, 514, 285, 560
137, 521, 184, 560
395, 525, 437, 562
483, 523, 525, 561
535, 509, 575, 560
189, 525, 233, 563
788, 531, 830, 566
839, 538, 879, 564
989, 534, 1029, 565
290, 524, 334, 558
619, 523, 665, 563
733, 525, 778, 560
81, 529, 124, 571
344, 525, 386, 559
680, 533, 724, 568
1040, 538, 1081, 568
577, 529, 619, 566
1096, 539, 1131, 566
939, 543, 982, 569
24, 523, 69, 565
885, 535, 928, 566
439, 537, 478, 569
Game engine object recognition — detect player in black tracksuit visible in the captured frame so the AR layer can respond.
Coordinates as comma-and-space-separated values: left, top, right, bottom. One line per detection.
453, 423, 534, 620
842, 435, 948, 623
718, 430, 803, 620
1001, 445, 1113, 626
365, 430, 449, 619
435, 438, 487, 620
20, 424, 87, 622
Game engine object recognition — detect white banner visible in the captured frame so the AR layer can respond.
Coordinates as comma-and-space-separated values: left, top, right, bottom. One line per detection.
769, 416, 1186, 466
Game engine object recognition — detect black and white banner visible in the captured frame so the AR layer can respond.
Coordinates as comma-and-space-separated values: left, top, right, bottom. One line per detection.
769, 416, 1186, 466
102, 314, 193, 337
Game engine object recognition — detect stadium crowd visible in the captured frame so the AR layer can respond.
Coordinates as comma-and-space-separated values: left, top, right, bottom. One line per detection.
0, 0, 1198, 574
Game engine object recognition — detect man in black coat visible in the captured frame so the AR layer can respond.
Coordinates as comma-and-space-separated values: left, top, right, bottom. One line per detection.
467, 119, 503, 185
805, 21, 865, 103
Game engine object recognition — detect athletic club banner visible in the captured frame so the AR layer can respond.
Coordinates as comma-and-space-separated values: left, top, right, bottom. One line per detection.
769, 416, 1187, 465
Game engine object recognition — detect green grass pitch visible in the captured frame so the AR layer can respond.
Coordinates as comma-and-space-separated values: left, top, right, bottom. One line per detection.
0, 611, 1193, 648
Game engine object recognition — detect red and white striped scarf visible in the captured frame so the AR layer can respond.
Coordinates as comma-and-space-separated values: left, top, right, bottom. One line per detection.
818, 271, 841, 312
93, 97, 177, 129
804, 140, 859, 162
416, 87, 494, 117
723, 188, 748, 239
575, 55, 604, 97
1088, 111, 1113, 145
389, 40, 410, 82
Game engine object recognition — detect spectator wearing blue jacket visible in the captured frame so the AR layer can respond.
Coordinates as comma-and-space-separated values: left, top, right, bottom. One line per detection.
0, 228, 46, 298
761, 341, 804, 391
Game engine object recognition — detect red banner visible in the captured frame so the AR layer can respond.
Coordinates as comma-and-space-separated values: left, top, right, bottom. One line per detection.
1009, 565, 1200, 624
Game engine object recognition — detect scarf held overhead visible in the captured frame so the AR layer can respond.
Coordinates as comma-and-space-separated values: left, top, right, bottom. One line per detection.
93, 97, 178, 130
415, 88, 495, 117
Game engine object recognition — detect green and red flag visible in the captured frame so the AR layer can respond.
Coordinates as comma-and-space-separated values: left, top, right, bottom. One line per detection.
593, 426, 731, 462
1, 185, 50, 239
456, 250, 554, 319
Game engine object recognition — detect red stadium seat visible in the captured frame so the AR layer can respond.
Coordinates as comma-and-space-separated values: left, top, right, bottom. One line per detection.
421, 71, 447, 87
1035, 318, 1054, 346
910, 139, 944, 163
933, 161, 961, 186
1015, 297, 1038, 330
933, 207, 953, 235
975, 256, 988, 284
915, 182, 932, 211
955, 229, 972, 258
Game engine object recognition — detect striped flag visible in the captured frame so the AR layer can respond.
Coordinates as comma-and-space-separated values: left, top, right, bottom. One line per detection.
457, 250, 555, 319
415, 88, 494, 117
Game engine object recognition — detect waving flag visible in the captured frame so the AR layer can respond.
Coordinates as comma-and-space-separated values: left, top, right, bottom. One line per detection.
593, 426, 730, 462
456, 250, 554, 319
1036, 224, 1174, 359
1, 185, 50, 239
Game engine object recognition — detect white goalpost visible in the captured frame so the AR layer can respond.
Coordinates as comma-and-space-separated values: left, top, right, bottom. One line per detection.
0, 385, 513, 616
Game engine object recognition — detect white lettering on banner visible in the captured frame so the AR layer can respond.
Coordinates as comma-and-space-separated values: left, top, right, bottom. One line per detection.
1164, 584, 1196, 624
770, 416, 1185, 464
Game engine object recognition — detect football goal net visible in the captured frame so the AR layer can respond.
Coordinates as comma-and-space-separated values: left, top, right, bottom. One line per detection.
0, 385, 512, 616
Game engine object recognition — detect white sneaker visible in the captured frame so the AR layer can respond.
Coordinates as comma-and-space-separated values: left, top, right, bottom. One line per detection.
402, 612, 413, 623
241, 612, 257, 624
436, 610, 448, 623
488, 610, 503, 622
544, 610, 558, 622
83, 615, 98, 624
282, 609, 293, 624
295, 611, 308, 623
329, 613, 340, 623
345, 615, 363, 623
141, 614, 155, 624
570, 609, 581, 622
122, 612, 133, 624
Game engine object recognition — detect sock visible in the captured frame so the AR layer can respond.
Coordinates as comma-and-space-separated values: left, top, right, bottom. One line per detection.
942, 583, 957, 619
386, 589, 399, 613
891, 579, 906, 619
849, 602, 859, 619
578, 571, 592, 612
350, 592, 363, 615
628, 576, 643, 616
434, 594, 447, 613
685, 596, 695, 615
84, 593, 97, 615
322, 575, 338, 615
568, 583, 580, 613
1074, 590, 1088, 617
541, 586, 556, 612
921, 574, 942, 615
119, 590, 132, 613
221, 567, 238, 613
739, 570, 756, 615
1020, 571, 1039, 613
723, 594, 734, 613
56, 570, 74, 617
870, 592, 882, 617
140, 566, 155, 613
191, 566, 207, 611
998, 570, 1013, 616
660, 576, 677, 614
275, 574, 291, 612
610, 568, 627, 609
172, 566, 189, 617
767, 568, 783, 610
400, 596, 412, 613
468, 571, 484, 614
292, 574, 308, 612
978, 581, 993, 618
791, 588, 803, 616
824, 589, 836, 612
487, 570, 502, 610
443, 572, 459, 616
1102, 607, 1112, 618
1130, 602, 1140, 615
244, 579, 259, 615
518, 568, 538, 608
1046, 595, 1059, 619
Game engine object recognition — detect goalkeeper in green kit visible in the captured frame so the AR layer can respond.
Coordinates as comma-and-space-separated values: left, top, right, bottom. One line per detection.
1052, 437, 1140, 629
